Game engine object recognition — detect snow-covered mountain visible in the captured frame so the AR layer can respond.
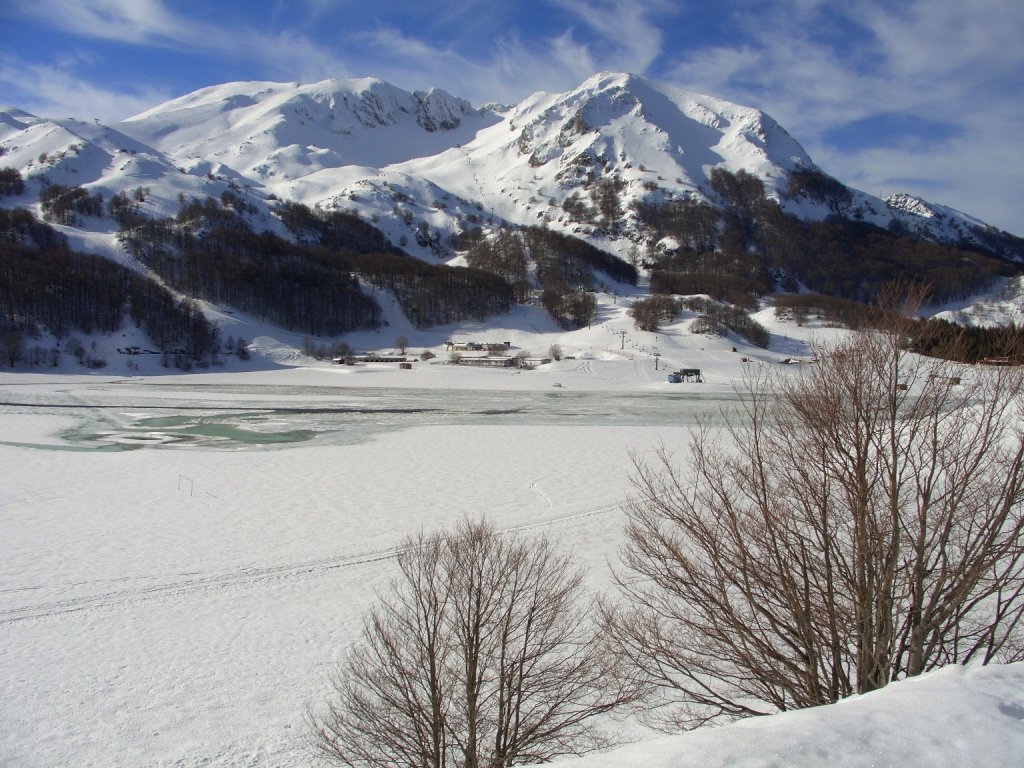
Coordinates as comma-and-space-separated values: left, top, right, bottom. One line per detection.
120, 77, 492, 184
3, 72, 1019, 264
0, 104, 224, 220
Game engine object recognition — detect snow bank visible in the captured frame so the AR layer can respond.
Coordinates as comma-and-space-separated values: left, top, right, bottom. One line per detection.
553, 664, 1024, 768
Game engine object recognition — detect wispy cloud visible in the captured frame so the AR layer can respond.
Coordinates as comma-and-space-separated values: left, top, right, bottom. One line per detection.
554, 0, 669, 74
343, 0, 671, 104
4, 0, 670, 107
349, 25, 593, 105
252, 30, 352, 84
9, 0, 192, 46
0, 58, 172, 122
7, 0, 351, 88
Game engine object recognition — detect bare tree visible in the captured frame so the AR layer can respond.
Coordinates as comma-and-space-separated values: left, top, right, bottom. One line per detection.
604, 325, 1024, 730
311, 520, 636, 767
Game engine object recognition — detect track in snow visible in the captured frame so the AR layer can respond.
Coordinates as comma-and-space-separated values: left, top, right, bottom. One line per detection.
0, 502, 621, 625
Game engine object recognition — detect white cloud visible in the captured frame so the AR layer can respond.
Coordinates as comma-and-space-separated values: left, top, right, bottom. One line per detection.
251, 30, 352, 85
4, 0, 669, 109
8, 0, 351, 88
855, 0, 1024, 82
814, 109, 1024, 235
349, 25, 594, 105
10, 0, 192, 46
338, 0, 671, 105
663, 0, 1024, 233
0, 59, 171, 122
548, 29, 598, 82
553, 0, 668, 74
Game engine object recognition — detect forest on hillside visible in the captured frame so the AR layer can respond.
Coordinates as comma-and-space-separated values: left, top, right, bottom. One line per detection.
0, 208, 222, 369
116, 194, 636, 333
633, 168, 1014, 308
117, 197, 517, 332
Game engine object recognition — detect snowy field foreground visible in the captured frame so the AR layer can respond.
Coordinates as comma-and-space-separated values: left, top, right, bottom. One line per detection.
2, 355, 1023, 766
0, 366, 697, 767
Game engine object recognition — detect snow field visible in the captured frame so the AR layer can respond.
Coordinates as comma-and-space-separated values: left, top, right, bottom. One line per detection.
1, 387, 678, 766
1, 318, 1019, 766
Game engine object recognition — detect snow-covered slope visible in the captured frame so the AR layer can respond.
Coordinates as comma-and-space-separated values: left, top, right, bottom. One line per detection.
932, 276, 1024, 327
553, 663, 1024, 768
885, 192, 1024, 261
106, 71, 1021, 258
390, 72, 813, 226
119, 77, 496, 183
0, 107, 228, 220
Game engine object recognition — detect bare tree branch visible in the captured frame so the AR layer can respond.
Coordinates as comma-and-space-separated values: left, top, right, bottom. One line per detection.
310, 520, 641, 767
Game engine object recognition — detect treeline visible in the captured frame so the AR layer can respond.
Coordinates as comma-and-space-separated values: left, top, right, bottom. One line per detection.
0, 167, 25, 197
40, 183, 105, 225
773, 293, 887, 329
635, 168, 1009, 307
913, 318, 1024, 363
280, 203, 517, 328
561, 176, 627, 233
529, 226, 637, 286
277, 201, 401, 254
540, 288, 597, 330
464, 225, 636, 292
461, 224, 635, 328
683, 296, 770, 348
773, 293, 1024, 363
628, 295, 681, 332
0, 208, 67, 249
785, 167, 852, 212
123, 223, 381, 337
0, 209, 221, 368
118, 197, 382, 336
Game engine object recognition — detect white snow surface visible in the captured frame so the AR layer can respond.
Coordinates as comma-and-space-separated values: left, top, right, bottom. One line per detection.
2, 313, 1022, 766
552, 663, 1024, 768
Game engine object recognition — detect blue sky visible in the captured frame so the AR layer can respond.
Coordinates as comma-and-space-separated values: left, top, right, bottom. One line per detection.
1, 0, 1021, 235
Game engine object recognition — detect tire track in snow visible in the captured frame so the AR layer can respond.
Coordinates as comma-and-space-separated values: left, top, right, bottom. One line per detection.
0, 503, 621, 625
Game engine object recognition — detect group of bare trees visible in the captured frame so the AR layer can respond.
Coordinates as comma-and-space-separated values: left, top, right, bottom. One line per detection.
1, 208, 222, 368
311, 319, 1024, 764
606, 324, 1024, 727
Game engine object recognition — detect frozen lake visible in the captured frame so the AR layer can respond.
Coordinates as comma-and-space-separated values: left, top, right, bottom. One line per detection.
0, 380, 741, 451
0, 373, 718, 767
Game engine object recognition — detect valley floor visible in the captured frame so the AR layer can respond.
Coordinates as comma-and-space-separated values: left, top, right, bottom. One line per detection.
2, 362, 1021, 767
0, 370, 691, 766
